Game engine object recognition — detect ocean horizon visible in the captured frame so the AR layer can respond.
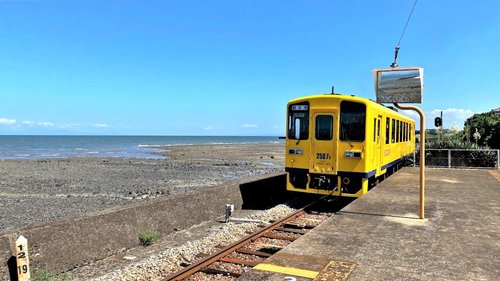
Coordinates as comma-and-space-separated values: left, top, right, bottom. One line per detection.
0, 135, 284, 160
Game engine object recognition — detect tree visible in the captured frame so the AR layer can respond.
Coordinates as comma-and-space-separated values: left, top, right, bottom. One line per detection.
464, 110, 500, 149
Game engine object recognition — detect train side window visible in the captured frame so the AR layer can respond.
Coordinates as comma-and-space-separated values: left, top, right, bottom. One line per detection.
373, 118, 377, 142
396, 120, 401, 142
396, 120, 400, 143
399, 121, 402, 142
409, 125, 412, 141
403, 123, 406, 141
407, 124, 410, 141
386, 117, 390, 144
315, 115, 333, 140
400, 121, 404, 142
405, 123, 408, 141
377, 119, 381, 142
399, 121, 403, 142
391, 118, 395, 143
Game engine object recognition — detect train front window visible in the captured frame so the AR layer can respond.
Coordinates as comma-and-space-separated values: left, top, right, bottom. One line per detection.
288, 103, 309, 140
340, 101, 366, 142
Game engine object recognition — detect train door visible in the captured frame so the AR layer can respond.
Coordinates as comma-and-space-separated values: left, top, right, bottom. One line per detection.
376, 116, 382, 174
311, 112, 337, 178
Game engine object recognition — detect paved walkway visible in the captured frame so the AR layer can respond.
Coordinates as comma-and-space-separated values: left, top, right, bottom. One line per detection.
240, 168, 500, 281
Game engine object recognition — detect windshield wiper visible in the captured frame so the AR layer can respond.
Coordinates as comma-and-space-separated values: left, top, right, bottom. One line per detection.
342, 127, 354, 148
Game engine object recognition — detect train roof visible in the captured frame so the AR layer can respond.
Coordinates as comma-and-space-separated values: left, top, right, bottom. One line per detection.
288, 94, 415, 123
288, 93, 366, 103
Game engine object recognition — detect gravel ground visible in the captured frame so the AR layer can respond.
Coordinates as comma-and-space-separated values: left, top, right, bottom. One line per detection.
0, 143, 284, 232
67, 204, 295, 281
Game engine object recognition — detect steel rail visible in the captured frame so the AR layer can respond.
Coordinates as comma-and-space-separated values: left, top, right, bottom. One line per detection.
164, 208, 307, 280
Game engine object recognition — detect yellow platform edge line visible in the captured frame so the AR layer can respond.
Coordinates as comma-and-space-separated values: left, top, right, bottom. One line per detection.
254, 263, 319, 279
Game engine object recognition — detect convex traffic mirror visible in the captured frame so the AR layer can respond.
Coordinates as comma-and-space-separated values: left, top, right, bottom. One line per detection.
373, 67, 424, 103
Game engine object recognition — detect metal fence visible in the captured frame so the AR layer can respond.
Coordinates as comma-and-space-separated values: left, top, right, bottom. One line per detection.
412, 149, 500, 169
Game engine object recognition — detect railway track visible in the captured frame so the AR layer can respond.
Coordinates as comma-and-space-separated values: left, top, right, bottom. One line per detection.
164, 200, 332, 280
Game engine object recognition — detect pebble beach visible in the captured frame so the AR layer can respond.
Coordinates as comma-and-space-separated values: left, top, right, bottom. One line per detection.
0, 143, 284, 233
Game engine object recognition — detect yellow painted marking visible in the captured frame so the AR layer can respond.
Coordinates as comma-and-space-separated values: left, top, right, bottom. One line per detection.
489, 170, 500, 181
254, 263, 319, 279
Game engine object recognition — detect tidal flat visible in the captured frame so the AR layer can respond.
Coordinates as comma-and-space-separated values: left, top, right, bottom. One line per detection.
0, 143, 284, 232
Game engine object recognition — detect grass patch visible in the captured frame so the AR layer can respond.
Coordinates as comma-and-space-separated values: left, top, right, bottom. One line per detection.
139, 230, 160, 246
32, 268, 71, 281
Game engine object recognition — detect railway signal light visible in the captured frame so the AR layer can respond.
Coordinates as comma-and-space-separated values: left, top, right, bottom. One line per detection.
434, 117, 442, 128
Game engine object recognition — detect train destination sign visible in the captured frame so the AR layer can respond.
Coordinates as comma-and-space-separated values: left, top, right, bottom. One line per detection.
373, 67, 424, 103
291, 105, 308, 111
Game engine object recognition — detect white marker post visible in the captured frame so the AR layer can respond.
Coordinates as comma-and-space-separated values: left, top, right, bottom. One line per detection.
15, 235, 31, 281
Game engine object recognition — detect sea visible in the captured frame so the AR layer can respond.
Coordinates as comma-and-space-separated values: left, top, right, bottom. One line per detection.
0, 136, 283, 160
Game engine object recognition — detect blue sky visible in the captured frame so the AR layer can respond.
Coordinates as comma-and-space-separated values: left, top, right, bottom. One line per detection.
0, 0, 498, 135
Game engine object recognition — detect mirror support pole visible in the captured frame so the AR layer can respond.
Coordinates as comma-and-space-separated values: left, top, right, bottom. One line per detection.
393, 103, 425, 219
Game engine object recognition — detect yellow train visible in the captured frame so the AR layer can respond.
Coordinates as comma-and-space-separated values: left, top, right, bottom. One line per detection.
285, 94, 415, 197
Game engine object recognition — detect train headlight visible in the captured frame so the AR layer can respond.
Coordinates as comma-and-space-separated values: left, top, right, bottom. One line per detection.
345, 151, 362, 158
289, 149, 303, 155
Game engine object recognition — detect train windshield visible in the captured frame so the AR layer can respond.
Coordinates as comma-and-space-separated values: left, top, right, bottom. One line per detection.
340, 101, 366, 142
288, 103, 309, 140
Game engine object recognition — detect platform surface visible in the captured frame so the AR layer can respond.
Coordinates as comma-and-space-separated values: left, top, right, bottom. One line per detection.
240, 168, 500, 281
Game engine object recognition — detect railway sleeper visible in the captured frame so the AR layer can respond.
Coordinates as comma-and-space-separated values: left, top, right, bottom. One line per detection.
282, 222, 306, 229
199, 267, 241, 278
263, 232, 298, 241
249, 243, 284, 253
274, 227, 308, 235
236, 248, 273, 257
219, 257, 260, 267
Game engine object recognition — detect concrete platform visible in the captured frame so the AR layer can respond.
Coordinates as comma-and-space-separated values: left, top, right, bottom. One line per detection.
240, 168, 500, 281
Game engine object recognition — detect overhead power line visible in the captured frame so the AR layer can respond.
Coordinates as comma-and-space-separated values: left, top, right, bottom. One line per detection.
391, 0, 419, 68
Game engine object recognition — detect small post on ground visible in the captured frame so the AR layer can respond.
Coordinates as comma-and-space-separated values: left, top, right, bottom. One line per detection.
497, 149, 500, 170
224, 204, 234, 223
15, 235, 31, 281
448, 149, 452, 169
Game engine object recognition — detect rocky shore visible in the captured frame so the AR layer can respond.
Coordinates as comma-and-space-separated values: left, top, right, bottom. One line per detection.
0, 143, 284, 233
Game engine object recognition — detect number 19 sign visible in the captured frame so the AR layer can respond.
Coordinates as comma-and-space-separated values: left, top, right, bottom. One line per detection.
15, 235, 31, 281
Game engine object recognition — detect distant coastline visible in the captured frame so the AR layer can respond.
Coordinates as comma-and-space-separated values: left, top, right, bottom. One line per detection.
0, 135, 284, 160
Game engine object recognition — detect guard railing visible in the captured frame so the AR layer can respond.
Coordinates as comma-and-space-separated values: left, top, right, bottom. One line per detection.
411, 149, 500, 169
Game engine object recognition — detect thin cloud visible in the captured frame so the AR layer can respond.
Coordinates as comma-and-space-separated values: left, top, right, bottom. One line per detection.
430, 108, 475, 128
37, 121, 55, 127
430, 108, 475, 118
402, 108, 475, 129
241, 124, 258, 129
0, 118, 16, 125
204, 125, 214, 131
94, 123, 108, 128
22, 120, 77, 128
59, 123, 78, 129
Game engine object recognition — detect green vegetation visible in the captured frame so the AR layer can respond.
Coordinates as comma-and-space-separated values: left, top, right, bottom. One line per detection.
422, 109, 500, 150
425, 128, 478, 149
415, 109, 499, 168
32, 268, 71, 281
139, 230, 160, 246
464, 110, 500, 149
